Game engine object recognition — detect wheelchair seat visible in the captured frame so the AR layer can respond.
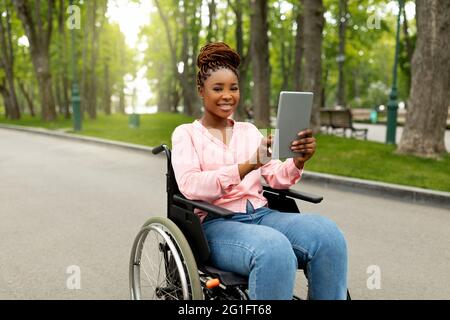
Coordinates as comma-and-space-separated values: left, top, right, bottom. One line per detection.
199, 265, 248, 286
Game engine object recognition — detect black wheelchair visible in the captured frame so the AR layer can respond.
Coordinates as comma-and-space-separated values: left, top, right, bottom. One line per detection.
129, 144, 350, 300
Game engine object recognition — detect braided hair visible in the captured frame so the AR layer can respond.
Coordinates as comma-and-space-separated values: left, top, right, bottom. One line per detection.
196, 42, 241, 88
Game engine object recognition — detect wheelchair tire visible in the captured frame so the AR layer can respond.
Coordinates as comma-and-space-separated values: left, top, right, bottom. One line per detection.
129, 216, 203, 300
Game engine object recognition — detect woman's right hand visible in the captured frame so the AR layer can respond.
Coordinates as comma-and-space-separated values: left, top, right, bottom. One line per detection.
252, 134, 273, 169
238, 135, 272, 180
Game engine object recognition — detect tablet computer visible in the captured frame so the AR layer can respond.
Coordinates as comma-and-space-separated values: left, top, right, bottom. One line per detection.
271, 91, 313, 159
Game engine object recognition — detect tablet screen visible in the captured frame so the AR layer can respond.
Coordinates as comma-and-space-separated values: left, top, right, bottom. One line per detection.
271, 91, 313, 159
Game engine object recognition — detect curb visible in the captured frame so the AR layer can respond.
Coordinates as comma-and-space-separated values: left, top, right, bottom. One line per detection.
0, 123, 153, 153
1, 123, 449, 209
301, 171, 450, 209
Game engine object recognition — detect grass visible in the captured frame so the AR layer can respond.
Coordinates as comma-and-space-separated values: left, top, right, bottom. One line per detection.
1, 113, 449, 192
306, 134, 450, 192
0, 113, 194, 147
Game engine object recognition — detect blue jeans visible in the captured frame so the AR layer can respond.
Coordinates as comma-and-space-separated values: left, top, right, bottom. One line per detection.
202, 201, 348, 300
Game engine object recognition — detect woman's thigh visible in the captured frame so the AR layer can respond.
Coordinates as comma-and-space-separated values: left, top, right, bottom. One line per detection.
202, 217, 295, 277
257, 211, 347, 268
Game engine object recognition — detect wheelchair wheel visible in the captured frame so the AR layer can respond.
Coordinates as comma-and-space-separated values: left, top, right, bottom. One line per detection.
129, 216, 203, 300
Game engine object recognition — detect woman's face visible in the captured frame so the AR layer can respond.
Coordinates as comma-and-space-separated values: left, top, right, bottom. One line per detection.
198, 68, 240, 120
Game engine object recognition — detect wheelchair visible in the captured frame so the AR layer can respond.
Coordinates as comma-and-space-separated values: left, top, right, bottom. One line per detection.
129, 143, 350, 300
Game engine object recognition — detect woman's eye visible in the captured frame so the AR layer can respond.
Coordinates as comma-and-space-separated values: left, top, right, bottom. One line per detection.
231, 87, 239, 91
213, 88, 222, 92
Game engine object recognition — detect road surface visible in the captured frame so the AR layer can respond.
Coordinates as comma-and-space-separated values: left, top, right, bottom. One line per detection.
1, 128, 449, 299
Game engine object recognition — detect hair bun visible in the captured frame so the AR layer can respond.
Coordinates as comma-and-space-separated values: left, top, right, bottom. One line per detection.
196, 42, 240, 87
197, 42, 240, 70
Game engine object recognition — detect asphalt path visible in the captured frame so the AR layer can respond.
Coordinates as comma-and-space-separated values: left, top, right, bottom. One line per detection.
353, 123, 450, 151
1, 128, 449, 300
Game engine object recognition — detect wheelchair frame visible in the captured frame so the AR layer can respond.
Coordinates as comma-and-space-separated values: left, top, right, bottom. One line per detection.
129, 143, 349, 300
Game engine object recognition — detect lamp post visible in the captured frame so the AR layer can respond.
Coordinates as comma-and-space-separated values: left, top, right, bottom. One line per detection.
70, 0, 82, 131
386, 0, 403, 144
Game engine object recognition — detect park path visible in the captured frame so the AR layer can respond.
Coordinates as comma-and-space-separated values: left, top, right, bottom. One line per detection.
353, 123, 450, 151
0, 127, 449, 299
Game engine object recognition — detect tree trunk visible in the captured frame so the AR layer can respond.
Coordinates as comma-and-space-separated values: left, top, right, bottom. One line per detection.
179, 0, 201, 118
0, 3, 20, 119
0, 80, 12, 118
58, 0, 70, 119
81, 0, 91, 117
293, 5, 304, 91
55, 74, 63, 114
13, 0, 56, 121
302, 0, 324, 133
18, 80, 36, 117
250, 0, 270, 128
397, 0, 450, 157
119, 81, 126, 114
87, 0, 99, 120
207, 0, 216, 42
35, 64, 56, 121
103, 62, 111, 115
228, 0, 249, 121
336, 0, 347, 107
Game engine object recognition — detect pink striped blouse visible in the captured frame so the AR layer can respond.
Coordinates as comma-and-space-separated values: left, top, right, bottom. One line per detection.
171, 119, 303, 221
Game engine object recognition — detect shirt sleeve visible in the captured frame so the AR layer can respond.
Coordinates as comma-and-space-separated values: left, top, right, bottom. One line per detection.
171, 125, 241, 202
260, 158, 303, 189
249, 126, 303, 189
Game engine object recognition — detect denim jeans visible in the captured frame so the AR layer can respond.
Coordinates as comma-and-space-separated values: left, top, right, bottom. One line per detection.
202, 200, 348, 300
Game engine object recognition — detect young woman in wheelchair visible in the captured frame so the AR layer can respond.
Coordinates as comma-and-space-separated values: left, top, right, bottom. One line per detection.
171, 42, 348, 300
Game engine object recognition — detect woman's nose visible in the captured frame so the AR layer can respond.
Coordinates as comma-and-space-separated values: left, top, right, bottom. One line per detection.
221, 94, 232, 101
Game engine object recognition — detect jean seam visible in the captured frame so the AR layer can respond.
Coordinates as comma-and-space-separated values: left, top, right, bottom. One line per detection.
208, 240, 257, 255
292, 243, 312, 261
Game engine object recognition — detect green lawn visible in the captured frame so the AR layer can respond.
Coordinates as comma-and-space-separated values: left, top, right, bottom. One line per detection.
1, 113, 449, 192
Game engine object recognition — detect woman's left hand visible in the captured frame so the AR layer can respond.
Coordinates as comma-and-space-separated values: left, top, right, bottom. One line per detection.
291, 129, 316, 169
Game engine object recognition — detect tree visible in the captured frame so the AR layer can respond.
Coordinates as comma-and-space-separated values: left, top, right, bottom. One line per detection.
228, 0, 251, 121
154, 0, 202, 118
55, 0, 70, 119
250, 0, 270, 128
302, 0, 325, 132
397, 0, 450, 157
293, 2, 304, 91
0, 1, 20, 119
13, 0, 56, 121
336, 0, 347, 107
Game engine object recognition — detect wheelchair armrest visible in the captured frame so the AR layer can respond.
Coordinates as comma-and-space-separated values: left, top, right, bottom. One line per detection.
172, 194, 235, 218
262, 185, 323, 204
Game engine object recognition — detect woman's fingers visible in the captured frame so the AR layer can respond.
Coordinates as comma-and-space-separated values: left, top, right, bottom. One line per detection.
291, 138, 315, 146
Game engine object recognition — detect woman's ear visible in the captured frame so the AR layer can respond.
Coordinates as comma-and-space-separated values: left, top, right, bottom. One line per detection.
197, 86, 204, 98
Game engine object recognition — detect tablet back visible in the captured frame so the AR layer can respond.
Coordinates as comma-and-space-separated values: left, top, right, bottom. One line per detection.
272, 91, 313, 159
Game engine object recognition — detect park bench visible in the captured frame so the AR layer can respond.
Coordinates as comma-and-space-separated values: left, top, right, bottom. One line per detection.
320, 109, 368, 140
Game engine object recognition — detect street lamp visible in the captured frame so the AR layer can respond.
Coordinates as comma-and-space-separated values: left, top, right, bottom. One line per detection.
386, 0, 403, 144
70, 0, 82, 131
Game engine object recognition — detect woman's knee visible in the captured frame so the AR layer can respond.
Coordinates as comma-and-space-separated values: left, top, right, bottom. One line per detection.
252, 229, 297, 272
313, 215, 347, 255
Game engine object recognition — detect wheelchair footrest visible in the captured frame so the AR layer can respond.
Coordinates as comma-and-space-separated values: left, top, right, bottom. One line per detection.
199, 265, 248, 287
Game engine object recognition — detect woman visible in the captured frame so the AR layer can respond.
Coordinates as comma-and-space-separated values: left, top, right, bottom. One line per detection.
171, 42, 347, 300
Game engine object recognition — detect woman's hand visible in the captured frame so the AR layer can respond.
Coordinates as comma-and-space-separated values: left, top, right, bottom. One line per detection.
238, 134, 272, 179
291, 129, 316, 169
250, 134, 273, 169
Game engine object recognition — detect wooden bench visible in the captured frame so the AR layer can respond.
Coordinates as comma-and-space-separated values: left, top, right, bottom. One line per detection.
320, 109, 368, 140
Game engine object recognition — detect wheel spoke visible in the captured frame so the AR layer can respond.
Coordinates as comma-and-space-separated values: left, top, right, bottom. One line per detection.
129, 219, 201, 300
